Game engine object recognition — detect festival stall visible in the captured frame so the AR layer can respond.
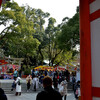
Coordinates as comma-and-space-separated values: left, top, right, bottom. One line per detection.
34, 66, 54, 71
35, 65, 66, 71
0, 60, 20, 79
66, 64, 77, 72
54, 66, 65, 71
54, 64, 77, 72
35, 65, 67, 71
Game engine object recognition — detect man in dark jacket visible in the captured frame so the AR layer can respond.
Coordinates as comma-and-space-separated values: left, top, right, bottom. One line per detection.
0, 88, 7, 100
36, 76, 62, 100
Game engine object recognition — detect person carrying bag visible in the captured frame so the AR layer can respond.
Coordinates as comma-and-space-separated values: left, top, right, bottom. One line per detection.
59, 77, 67, 100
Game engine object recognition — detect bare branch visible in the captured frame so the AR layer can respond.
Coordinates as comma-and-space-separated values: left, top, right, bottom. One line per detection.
0, 26, 11, 40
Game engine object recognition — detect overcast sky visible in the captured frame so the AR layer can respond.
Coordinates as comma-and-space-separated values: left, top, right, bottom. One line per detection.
14, 0, 79, 25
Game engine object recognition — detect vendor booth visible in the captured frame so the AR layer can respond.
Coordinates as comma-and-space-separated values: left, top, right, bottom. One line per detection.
54, 66, 65, 71
34, 66, 54, 71
66, 64, 77, 72
0, 60, 20, 79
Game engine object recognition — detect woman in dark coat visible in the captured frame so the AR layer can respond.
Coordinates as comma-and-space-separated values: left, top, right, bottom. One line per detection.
53, 75, 58, 90
0, 88, 7, 100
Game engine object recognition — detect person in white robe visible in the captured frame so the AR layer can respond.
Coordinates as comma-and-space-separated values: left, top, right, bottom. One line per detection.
15, 77, 22, 96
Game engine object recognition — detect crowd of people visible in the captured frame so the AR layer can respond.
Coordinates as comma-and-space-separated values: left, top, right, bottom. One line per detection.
0, 68, 80, 100
31, 69, 70, 90
27, 68, 80, 100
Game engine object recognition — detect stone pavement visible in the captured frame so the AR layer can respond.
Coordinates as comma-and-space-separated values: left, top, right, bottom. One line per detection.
7, 92, 76, 100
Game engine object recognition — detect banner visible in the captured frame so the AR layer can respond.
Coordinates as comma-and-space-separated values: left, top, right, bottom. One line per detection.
54, 66, 65, 71
1, 64, 20, 73
0, 60, 8, 65
66, 65, 77, 71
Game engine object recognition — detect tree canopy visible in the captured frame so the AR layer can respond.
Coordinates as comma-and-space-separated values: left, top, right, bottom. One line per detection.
0, 1, 79, 67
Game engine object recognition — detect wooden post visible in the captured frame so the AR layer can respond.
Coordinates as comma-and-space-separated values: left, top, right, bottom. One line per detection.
0, 0, 2, 7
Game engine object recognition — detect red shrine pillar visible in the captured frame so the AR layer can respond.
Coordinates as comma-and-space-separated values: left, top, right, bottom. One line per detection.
80, 0, 100, 100
0, 0, 2, 7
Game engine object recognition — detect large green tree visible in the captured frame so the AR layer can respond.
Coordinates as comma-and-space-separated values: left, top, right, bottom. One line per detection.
23, 6, 50, 66
0, 1, 40, 67
49, 7, 79, 66
0, 1, 79, 67
57, 7, 79, 52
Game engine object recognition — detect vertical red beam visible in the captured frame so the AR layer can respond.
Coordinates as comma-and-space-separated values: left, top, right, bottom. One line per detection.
80, 0, 92, 100
0, 0, 2, 7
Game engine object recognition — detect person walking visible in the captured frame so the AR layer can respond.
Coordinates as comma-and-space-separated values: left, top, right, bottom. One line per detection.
59, 77, 67, 100
11, 78, 16, 91
76, 68, 80, 83
39, 74, 44, 88
74, 81, 80, 99
32, 69, 35, 79
64, 70, 70, 82
13, 69, 18, 80
72, 75, 76, 91
53, 75, 58, 90
32, 75, 39, 91
26, 75, 32, 92
15, 77, 22, 96
0, 88, 7, 100
36, 76, 62, 100
18, 69, 22, 78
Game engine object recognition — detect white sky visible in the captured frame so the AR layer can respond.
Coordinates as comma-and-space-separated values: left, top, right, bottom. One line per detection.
14, 0, 79, 25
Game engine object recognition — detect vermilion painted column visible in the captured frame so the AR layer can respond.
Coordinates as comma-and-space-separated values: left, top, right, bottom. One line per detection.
80, 0, 100, 99
80, 0, 92, 100
0, 0, 2, 7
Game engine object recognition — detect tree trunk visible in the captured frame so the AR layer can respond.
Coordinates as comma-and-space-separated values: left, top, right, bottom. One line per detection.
39, 47, 44, 66
35, 50, 39, 67
51, 50, 63, 66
